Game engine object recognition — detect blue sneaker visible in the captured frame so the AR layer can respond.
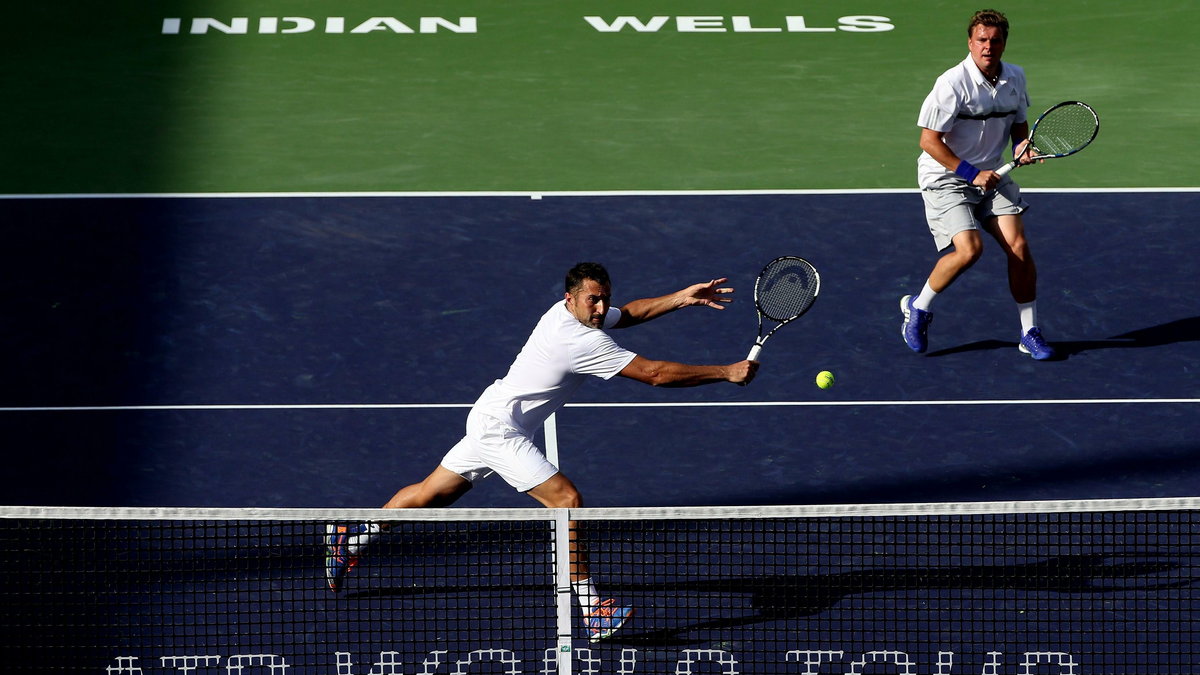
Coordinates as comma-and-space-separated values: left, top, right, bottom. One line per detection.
900, 295, 933, 353
585, 598, 635, 641
325, 523, 372, 592
1018, 327, 1056, 360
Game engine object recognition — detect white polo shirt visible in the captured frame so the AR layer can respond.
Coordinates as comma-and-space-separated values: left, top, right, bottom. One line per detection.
917, 55, 1030, 187
471, 302, 636, 436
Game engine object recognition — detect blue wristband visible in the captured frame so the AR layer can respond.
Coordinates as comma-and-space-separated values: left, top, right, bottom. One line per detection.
954, 160, 980, 182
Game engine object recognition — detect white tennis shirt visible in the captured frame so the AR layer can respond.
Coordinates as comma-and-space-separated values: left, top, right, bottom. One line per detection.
471, 302, 636, 436
917, 55, 1030, 187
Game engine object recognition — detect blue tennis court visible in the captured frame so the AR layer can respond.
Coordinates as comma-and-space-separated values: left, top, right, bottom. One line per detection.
2, 191, 1196, 509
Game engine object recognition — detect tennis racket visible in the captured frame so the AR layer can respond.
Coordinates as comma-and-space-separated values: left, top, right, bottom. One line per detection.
995, 101, 1099, 177
746, 256, 820, 361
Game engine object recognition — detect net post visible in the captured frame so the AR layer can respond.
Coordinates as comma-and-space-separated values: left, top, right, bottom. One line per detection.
553, 507, 574, 675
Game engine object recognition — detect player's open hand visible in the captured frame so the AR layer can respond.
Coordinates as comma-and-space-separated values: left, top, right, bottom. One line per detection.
683, 278, 735, 310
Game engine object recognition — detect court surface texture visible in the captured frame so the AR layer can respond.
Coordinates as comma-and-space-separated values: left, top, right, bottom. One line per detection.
3, 190, 1196, 509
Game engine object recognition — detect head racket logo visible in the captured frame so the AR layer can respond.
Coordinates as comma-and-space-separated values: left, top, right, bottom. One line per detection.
756, 258, 820, 322
763, 266, 815, 295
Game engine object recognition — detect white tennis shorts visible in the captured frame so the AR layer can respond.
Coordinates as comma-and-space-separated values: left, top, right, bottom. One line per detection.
439, 409, 560, 492
921, 173, 1030, 251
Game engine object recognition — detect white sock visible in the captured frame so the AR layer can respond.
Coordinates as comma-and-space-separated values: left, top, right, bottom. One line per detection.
572, 577, 600, 610
1018, 301, 1037, 334
913, 281, 938, 311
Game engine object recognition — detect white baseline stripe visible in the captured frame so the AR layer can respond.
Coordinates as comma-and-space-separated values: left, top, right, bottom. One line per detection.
0, 187, 1197, 200
565, 398, 1200, 407
0, 398, 1194, 413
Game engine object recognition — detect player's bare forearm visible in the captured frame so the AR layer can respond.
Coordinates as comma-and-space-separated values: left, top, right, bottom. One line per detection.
920, 127, 1000, 190
1010, 121, 1030, 147
1010, 121, 1037, 165
613, 278, 734, 329
617, 355, 758, 387
920, 128, 962, 172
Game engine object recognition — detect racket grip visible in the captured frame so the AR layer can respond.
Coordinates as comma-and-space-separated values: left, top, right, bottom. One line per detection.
994, 161, 1016, 177
747, 344, 762, 361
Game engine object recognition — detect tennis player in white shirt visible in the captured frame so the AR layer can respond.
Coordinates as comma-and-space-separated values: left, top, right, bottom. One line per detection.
327, 262, 758, 641
901, 8, 1056, 361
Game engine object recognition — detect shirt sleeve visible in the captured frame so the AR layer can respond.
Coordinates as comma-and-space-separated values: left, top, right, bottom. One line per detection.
917, 79, 960, 133
570, 329, 637, 380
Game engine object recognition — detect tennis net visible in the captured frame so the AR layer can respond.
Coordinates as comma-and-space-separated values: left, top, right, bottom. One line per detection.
2, 498, 1197, 674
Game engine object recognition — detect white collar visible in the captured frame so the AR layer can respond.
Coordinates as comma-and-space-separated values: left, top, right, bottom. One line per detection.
964, 55, 1004, 86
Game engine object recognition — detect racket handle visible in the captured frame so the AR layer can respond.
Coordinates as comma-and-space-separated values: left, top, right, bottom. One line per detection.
747, 344, 762, 361
994, 161, 1017, 178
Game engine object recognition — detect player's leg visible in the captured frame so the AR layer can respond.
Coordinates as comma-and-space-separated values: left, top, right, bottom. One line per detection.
526, 472, 582, 506
485, 441, 602, 623
526, 473, 585, 578
464, 414, 587, 587
326, 465, 473, 593
383, 465, 473, 509
500, 436, 636, 640
928, 228, 985, 292
984, 213, 1036, 304
985, 209, 1055, 360
527, 472, 635, 641
326, 433, 479, 593
903, 185, 985, 353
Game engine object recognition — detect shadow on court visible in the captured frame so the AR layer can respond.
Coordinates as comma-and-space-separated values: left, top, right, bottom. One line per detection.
604, 554, 1197, 647
926, 315, 1200, 359
1057, 316, 1200, 357
335, 551, 1197, 648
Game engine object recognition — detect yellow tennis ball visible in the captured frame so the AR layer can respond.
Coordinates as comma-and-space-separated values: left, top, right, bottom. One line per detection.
816, 370, 835, 389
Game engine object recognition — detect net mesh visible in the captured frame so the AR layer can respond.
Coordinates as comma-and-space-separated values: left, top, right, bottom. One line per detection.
1, 500, 1197, 674
755, 257, 819, 322
1032, 103, 1098, 155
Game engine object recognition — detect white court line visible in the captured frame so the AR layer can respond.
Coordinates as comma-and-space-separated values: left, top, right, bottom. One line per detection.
0, 398, 1195, 413
566, 398, 1200, 407
0, 187, 1198, 199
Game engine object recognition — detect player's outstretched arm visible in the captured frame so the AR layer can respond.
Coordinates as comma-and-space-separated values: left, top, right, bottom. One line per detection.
612, 278, 734, 329
617, 355, 758, 387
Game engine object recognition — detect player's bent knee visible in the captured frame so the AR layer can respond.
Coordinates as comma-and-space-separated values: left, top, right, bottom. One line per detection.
538, 488, 582, 509
957, 241, 984, 262
528, 475, 583, 509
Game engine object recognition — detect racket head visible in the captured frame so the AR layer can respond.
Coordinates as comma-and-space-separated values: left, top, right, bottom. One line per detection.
1029, 101, 1099, 159
753, 256, 821, 323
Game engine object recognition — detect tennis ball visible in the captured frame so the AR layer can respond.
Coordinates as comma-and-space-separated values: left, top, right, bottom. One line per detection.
815, 370, 835, 389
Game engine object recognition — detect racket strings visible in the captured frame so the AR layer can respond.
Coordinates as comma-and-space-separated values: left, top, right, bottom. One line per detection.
756, 261, 819, 322
1033, 104, 1098, 155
